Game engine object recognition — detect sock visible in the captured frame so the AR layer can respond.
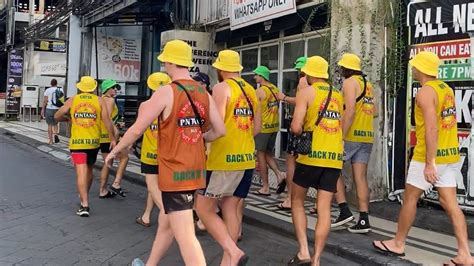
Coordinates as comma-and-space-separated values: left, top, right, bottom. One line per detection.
359, 212, 369, 221
338, 202, 351, 215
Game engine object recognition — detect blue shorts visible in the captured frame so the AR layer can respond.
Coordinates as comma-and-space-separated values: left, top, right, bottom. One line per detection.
343, 141, 373, 164
233, 169, 254, 198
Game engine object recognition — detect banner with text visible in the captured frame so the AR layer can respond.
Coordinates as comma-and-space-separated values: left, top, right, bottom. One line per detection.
404, 0, 474, 210
230, 0, 297, 30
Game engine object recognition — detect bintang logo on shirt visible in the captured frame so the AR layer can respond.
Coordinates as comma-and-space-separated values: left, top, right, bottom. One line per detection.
73, 103, 98, 128
440, 94, 456, 129
319, 97, 342, 134
361, 96, 375, 115
233, 94, 253, 131
177, 101, 205, 144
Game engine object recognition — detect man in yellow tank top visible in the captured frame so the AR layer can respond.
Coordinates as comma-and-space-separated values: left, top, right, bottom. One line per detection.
289, 56, 344, 266
253, 65, 285, 196
195, 50, 260, 266
373, 52, 473, 265
135, 73, 171, 227
331, 53, 376, 233
98, 79, 129, 198
54, 76, 116, 217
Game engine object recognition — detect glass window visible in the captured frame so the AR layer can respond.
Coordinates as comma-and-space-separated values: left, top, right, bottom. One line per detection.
269, 73, 278, 86
307, 35, 330, 60
283, 40, 304, 69
241, 49, 258, 73
241, 74, 257, 89
282, 71, 299, 96
260, 45, 279, 70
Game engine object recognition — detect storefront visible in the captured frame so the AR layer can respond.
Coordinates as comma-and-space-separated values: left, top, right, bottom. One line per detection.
214, 1, 329, 157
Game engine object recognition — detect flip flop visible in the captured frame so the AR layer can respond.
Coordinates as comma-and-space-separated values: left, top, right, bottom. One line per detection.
110, 186, 126, 197
237, 254, 249, 266
276, 179, 287, 194
277, 203, 291, 210
372, 241, 405, 257
99, 191, 116, 198
444, 259, 465, 266
253, 190, 271, 196
287, 254, 311, 266
135, 216, 151, 227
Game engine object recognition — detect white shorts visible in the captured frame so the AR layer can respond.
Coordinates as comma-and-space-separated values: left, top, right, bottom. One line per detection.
406, 161, 459, 191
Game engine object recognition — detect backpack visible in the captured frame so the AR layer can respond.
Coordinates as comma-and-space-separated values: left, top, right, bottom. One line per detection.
52, 87, 64, 107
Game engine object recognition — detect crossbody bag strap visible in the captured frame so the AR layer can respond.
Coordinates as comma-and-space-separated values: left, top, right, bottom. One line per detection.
355, 74, 367, 103
315, 85, 333, 127
264, 85, 279, 107
230, 78, 254, 118
172, 81, 204, 131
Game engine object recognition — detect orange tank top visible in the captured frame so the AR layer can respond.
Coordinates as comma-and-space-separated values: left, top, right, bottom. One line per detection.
157, 79, 210, 192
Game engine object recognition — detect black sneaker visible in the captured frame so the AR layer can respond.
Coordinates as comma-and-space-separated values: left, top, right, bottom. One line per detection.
76, 206, 90, 217
348, 219, 371, 233
331, 211, 354, 228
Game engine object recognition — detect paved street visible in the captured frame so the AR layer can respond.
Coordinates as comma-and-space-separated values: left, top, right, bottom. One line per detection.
0, 132, 357, 265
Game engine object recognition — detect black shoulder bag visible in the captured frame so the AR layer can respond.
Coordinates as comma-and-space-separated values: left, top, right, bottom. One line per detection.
230, 78, 254, 118
172, 81, 205, 142
294, 86, 333, 155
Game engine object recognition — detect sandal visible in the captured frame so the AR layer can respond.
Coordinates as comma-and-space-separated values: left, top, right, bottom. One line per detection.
110, 186, 126, 197
372, 241, 405, 257
288, 254, 311, 266
135, 216, 151, 227
99, 191, 116, 198
276, 179, 287, 194
277, 202, 291, 210
308, 207, 317, 214
237, 254, 249, 266
253, 190, 271, 196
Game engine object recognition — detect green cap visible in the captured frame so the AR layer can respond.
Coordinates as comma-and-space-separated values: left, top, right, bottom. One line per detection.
100, 79, 117, 93
294, 56, 307, 70
253, 66, 270, 81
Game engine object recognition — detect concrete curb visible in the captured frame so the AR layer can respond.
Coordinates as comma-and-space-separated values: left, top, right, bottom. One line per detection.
1, 128, 417, 265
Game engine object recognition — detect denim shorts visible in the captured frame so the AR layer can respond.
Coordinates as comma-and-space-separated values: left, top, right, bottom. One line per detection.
343, 141, 373, 164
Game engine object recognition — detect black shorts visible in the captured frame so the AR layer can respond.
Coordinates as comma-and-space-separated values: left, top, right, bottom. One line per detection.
100, 142, 111, 154
141, 162, 158, 175
69, 148, 99, 166
293, 163, 340, 193
233, 169, 254, 198
161, 190, 196, 214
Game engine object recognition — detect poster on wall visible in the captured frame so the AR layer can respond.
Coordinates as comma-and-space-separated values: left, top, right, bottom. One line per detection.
97, 33, 142, 82
406, 0, 474, 210
160, 30, 219, 79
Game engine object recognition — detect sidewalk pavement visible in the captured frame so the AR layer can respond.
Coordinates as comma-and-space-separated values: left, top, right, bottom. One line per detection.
2, 120, 473, 265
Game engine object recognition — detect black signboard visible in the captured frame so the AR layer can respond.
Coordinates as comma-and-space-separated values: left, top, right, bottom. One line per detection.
5, 49, 23, 115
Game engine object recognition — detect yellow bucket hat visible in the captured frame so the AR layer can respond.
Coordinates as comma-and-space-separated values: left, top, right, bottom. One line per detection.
157, 40, 194, 68
337, 53, 361, 71
147, 72, 172, 91
76, 76, 97, 93
301, 56, 329, 79
212, 50, 243, 72
409, 51, 439, 77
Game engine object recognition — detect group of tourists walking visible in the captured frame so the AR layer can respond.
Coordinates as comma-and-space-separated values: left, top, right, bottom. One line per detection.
50, 37, 473, 266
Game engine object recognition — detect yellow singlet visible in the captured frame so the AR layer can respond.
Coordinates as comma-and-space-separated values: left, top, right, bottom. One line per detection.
141, 119, 159, 166
260, 84, 280, 133
345, 75, 375, 143
69, 93, 101, 150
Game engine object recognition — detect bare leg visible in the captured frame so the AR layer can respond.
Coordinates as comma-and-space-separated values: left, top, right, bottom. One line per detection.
291, 183, 311, 261
437, 187, 474, 265
282, 154, 295, 208
47, 125, 53, 144
352, 163, 369, 212
312, 190, 334, 266
265, 152, 284, 182
86, 165, 94, 193
221, 196, 241, 242
75, 164, 89, 207
99, 152, 110, 196
168, 209, 206, 266
334, 175, 346, 204
196, 195, 244, 266
373, 184, 423, 254
257, 151, 269, 194
146, 210, 175, 265
236, 199, 244, 239
112, 151, 129, 189
141, 174, 160, 224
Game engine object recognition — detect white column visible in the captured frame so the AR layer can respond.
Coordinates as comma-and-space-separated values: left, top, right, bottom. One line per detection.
66, 15, 81, 97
